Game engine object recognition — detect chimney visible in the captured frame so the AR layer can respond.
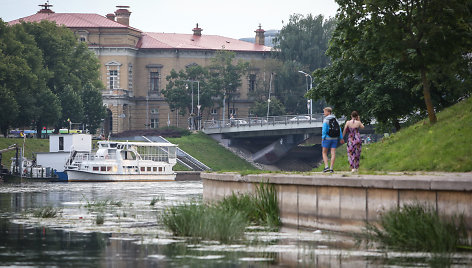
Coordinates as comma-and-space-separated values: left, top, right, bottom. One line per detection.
115, 6, 131, 26
192, 23, 203, 36
37, 2, 54, 14
106, 13, 115, 21
255, 24, 265, 46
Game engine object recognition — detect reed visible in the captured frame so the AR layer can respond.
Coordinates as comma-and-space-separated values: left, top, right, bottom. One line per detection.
365, 203, 469, 253
32, 206, 61, 218
161, 201, 247, 243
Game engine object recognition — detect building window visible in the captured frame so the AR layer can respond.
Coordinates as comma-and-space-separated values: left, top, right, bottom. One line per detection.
249, 74, 256, 92
210, 108, 218, 115
128, 64, 133, 90
109, 70, 118, 89
150, 72, 159, 92
150, 118, 159, 129
151, 108, 159, 115
229, 108, 237, 116
59, 137, 64, 151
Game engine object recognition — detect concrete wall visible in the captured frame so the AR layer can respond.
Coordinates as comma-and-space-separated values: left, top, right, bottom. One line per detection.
201, 172, 472, 233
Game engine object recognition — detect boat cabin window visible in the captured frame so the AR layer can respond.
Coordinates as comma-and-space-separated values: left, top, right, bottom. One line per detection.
100, 166, 106, 171
147, 167, 151, 171
121, 150, 136, 160
93, 166, 99, 171
110, 143, 117, 148
153, 167, 157, 172
59, 137, 64, 151
159, 167, 163, 172
140, 167, 145, 172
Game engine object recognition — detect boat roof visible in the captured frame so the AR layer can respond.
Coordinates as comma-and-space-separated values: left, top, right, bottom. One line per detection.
98, 140, 177, 147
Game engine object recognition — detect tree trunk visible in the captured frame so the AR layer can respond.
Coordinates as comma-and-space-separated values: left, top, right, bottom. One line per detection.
35, 123, 42, 139
420, 68, 437, 124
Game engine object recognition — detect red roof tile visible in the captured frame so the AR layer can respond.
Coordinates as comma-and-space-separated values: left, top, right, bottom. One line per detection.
140, 33, 271, 52
8, 12, 140, 31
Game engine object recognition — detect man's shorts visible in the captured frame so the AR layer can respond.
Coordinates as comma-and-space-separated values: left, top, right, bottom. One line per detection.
322, 139, 338, 149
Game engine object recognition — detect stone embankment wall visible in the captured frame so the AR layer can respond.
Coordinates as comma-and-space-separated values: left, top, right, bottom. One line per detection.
202, 172, 472, 233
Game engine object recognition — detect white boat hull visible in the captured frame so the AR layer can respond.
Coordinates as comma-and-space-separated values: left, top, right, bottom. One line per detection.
66, 170, 176, 182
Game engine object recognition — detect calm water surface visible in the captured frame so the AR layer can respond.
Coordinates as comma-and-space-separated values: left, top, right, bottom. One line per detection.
0, 181, 471, 267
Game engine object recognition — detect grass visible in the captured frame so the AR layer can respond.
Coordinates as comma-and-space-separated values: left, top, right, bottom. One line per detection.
0, 137, 49, 163
167, 132, 257, 171
365, 203, 469, 253
315, 97, 472, 172
161, 182, 280, 243
32, 206, 62, 218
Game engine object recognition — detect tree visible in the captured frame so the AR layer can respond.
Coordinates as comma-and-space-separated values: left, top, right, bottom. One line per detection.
206, 50, 249, 118
273, 14, 336, 71
0, 85, 19, 137
272, 14, 336, 114
331, 0, 472, 124
163, 65, 210, 116
251, 97, 286, 117
82, 83, 106, 134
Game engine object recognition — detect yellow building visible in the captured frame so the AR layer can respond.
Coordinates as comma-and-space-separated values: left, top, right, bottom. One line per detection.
10, 4, 273, 134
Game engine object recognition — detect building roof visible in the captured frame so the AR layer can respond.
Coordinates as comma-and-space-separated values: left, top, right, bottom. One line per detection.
8, 12, 139, 31
139, 32, 271, 52
8, 11, 272, 52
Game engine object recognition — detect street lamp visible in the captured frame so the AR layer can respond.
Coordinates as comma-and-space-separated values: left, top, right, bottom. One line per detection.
298, 70, 313, 119
266, 72, 274, 121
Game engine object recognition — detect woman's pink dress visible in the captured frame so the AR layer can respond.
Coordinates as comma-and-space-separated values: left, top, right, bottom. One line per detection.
346, 122, 362, 169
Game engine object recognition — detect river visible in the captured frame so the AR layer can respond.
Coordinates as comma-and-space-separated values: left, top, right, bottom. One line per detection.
0, 180, 470, 267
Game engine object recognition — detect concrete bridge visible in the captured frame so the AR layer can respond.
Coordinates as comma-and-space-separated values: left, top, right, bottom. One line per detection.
202, 114, 344, 165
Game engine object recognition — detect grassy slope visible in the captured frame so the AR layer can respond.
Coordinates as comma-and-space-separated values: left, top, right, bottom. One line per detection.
166, 132, 257, 171
317, 97, 472, 172
0, 138, 49, 163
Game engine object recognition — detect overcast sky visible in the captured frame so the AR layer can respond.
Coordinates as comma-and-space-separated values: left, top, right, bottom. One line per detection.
1, 0, 338, 39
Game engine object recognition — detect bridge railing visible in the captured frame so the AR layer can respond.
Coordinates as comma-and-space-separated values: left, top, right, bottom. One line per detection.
202, 113, 325, 130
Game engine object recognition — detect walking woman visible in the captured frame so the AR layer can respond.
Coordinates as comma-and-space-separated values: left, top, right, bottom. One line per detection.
343, 111, 364, 172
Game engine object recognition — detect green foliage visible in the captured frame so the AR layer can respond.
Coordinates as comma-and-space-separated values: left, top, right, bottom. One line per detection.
0, 19, 105, 135
163, 65, 209, 116
33, 206, 62, 218
167, 132, 257, 171
95, 214, 105, 225
0, 85, 19, 137
161, 201, 248, 243
365, 203, 469, 253
327, 0, 472, 124
271, 14, 336, 114
219, 182, 281, 228
161, 183, 280, 243
251, 97, 286, 117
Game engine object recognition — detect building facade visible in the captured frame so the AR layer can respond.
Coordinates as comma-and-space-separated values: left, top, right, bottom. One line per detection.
9, 4, 273, 134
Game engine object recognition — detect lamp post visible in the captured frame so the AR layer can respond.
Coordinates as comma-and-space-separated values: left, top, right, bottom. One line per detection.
298, 70, 313, 119
185, 80, 200, 129
266, 72, 273, 121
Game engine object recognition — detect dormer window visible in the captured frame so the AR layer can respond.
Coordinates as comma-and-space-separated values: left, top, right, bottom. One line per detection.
75, 30, 89, 43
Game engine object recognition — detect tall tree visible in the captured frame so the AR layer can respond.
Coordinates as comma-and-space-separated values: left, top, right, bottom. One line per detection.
82, 83, 106, 134
332, 0, 472, 124
0, 85, 19, 137
207, 50, 249, 119
272, 14, 336, 114
163, 65, 209, 116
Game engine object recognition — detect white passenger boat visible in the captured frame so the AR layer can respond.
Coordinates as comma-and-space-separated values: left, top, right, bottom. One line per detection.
65, 140, 177, 182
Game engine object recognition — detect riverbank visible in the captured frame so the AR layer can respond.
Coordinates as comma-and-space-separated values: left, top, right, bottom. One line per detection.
202, 171, 472, 233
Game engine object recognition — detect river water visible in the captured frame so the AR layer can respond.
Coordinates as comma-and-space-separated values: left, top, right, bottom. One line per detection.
0, 181, 471, 267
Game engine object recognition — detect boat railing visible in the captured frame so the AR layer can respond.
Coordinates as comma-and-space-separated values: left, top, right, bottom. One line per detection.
73, 152, 118, 161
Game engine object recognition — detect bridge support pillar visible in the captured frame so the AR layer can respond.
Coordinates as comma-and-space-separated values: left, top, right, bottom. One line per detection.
252, 134, 310, 164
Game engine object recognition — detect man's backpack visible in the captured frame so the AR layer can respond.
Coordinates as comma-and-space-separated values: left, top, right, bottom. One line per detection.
328, 118, 340, 137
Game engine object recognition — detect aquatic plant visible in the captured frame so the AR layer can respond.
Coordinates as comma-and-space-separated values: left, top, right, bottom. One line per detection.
162, 182, 281, 243
161, 201, 247, 243
150, 195, 165, 206
81, 195, 123, 213
32, 206, 62, 218
365, 203, 469, 253
218, 182, 281, 228
96, 214, 105, 225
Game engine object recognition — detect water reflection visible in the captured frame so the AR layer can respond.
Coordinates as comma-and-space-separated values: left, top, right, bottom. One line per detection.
0, 181, 471, 267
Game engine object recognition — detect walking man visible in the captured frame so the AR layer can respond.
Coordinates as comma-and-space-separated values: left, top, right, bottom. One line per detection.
321, 107, 343, 173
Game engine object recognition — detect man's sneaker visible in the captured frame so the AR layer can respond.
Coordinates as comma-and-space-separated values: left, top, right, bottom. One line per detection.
329, 169, 334, 173
323, 167, 330, 173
